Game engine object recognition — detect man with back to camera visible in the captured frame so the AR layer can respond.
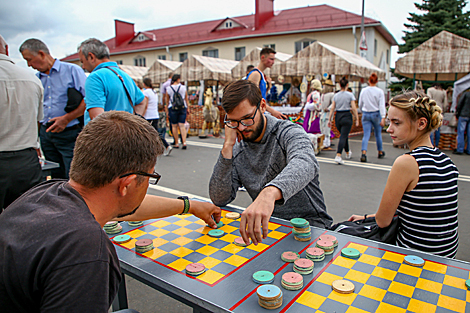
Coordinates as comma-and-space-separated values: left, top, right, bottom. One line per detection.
246, 47, 287, 120
77, 38, 148, 124
20, 38, 86, 179
0, 35, 43, 211
209, 80, 333, 246
0, 111, 221, 312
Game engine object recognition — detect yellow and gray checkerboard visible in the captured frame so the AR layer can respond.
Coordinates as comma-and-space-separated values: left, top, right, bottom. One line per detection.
287, 242, 470, 313
112, 210, 291, 286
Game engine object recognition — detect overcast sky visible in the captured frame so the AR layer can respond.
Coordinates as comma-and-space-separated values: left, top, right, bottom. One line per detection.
1, 0, 421, 71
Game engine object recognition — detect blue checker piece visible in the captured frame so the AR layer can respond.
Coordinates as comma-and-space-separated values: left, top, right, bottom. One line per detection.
366, 276, 392, 290
394, 272, 419, 286
382, 292, 410, 309
158, 242, 181, 253
351, 295, 380, 312
318, 298, 349, 313
441, 284, 467, 300
210, 250, 233, 261
445, 266, 470, 279
184, 252, 207, 263
183, 241, 205, 250
211, 262, 237, 275
420, 269, 445, 283
159, 233, 181, 242
209, 240, 230, 249
378, 259, 401, 271
161, 224, 181, 231
412, 288, 439, 305
155, 253, 179, 264
236, 248, 258, 259
352, 261, 376, 274
183, 231, 204, 240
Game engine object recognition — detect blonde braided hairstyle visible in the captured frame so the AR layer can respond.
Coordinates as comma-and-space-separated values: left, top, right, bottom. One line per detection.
389, 91, 443, 133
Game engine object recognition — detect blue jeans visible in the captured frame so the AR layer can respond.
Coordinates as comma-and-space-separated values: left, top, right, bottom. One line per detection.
430, 127, 441, 147
361, 111, 383, 152
456, 116, 470, 153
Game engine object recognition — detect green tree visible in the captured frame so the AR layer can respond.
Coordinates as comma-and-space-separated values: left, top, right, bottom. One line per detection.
399, 0, 470, 53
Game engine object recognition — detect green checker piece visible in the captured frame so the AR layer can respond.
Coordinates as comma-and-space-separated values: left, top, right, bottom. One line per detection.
253, 270, 274, 284
341, 248, 361, 259
207, 220, 224, 228
466, 279, 470, 290
208, 229, 225, 238
290, 218, 309, 228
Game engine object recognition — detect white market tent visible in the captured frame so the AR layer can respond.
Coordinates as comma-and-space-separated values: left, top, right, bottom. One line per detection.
231, 47, 292, 79
118, 65, 149, 83
285, 41, 386, 80
143, 60, 183, 85
176, 55, 238, 83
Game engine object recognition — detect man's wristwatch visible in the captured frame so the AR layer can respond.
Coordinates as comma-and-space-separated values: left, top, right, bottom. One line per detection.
178, 196, 190, 215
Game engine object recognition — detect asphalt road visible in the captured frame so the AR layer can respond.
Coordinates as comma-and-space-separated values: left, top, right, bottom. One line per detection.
118, 131, 470, 313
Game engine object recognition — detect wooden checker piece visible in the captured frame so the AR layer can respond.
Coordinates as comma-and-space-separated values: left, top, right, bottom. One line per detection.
258, 297, 283, 309
306, 247, 325, 261
294, 258, 314, 269
208, 229, 225, 238
257, 284, 282, 301
404, 255, 425, 267
207, 220, 224, 228
281, 251, 300, 262
316, 239, 335, 254
290, 218, 309, 228
319, 234, 338, 246
292, 227, 311, 234
253, 270, 274, 284
113, 234, 131, 244
466, 279, 470, 290
128, 221, 144, 227
332, 279, 355, 294
281, 272, 303, 288
341, 247, 361, 259
294, 236, 311, 242
225, 212, 240, 220
185, 263, 206, 276
135, 239, 153, 247
234, 237, 251, 246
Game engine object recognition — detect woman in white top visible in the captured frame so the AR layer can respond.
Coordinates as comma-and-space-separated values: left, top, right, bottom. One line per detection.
358, 73, 386, 162
166, 74, 190, 149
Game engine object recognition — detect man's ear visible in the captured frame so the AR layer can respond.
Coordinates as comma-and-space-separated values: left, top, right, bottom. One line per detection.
37, 50, 47, 59
117, 175, 136, 197
259, 98, 267, 114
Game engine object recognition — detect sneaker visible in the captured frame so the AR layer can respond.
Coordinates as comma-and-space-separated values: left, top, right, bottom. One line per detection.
238, 186, 247, 192
378, 151, 385, 159
163, 146, 173, 156
346, 150, 352, 159
334, 155, 344, 164
360, 154, 367, 162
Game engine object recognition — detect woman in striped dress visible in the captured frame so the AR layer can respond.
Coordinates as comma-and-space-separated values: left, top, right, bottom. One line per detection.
349, 91, 459, 258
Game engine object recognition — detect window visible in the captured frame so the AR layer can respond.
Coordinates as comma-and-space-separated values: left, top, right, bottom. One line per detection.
234, 47, 245, 61
225, 21, 232, 28
137, 34, 146, 41
295, 39, 315, 53
134, 56, 146, 67
115, 60, 123, 65
202, 49, 219, 58
386, 49, 389, 64
179, 53, 188, 62
263, 44, 276, 50
374, 39, 377, 57
158, 55, 166, 60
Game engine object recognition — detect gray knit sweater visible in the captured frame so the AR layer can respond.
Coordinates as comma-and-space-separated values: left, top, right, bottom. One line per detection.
209, 115, 333, 228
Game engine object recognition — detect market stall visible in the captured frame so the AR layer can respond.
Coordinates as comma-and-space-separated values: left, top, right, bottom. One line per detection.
118, 65, 149, 84
231, 47, 292, 80
143, 60, 182, 85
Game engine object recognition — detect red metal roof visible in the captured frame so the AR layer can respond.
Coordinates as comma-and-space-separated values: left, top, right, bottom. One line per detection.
63, 4, 397, 61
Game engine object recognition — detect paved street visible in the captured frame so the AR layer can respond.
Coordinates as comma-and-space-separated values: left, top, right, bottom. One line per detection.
120, 131, 470, 313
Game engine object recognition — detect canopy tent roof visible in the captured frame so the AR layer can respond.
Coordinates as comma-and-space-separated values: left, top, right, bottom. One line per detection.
231, 47, 292, 79
175, 55, 238, 82
118, 65, 149, 83
285, 41, 385, 80
143, 60, 182, 85
395, 31, 470, 82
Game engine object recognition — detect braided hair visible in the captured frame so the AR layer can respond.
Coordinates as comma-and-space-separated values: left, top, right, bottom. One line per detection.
389, 91, 443, 133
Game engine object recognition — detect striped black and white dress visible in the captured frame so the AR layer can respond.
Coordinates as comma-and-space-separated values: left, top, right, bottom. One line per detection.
396, 146, 459, 258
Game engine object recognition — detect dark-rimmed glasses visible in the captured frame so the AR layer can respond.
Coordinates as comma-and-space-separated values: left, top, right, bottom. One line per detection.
224, 104, 260, 129
119, 171, 161, 185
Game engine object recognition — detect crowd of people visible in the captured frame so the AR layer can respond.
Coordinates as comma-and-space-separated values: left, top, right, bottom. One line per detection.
0, 33, 468, 311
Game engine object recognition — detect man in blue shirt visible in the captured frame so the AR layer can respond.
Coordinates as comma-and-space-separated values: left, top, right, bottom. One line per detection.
77, 38, 147, 124
20, 39, 86, 179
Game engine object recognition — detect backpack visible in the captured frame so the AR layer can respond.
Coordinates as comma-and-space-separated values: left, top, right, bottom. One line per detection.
170, 85, 185, 111
329, 216, 399, 245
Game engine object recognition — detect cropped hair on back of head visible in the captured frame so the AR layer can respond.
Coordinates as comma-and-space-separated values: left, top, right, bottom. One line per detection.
19, 38, 50, 55
221, 80, 262, 114
78, 38, 110, 60
246, 65, 255, 72
143, 77, 152, 88
339, 77, 348, 89
260, 47, 276, 57
70, 111, 164, 189
389, 90, 443, 132
369, 73, 378, 84
171, 74, 181, 83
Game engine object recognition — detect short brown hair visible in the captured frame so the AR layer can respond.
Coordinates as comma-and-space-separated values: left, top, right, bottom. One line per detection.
260, 47, 276, 57
221, 80, 262, 113
369, 73, 378, 84
143, 77, 152, 88
70, 111, 164, 189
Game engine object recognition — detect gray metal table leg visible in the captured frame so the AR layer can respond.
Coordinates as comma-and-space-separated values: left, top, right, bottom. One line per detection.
112, 273, 128, 311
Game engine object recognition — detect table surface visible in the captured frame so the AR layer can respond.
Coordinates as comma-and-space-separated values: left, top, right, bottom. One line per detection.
109, 207, 470, 313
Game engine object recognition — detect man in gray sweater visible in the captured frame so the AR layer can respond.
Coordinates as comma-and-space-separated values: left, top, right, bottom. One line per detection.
209, 80, 332, 245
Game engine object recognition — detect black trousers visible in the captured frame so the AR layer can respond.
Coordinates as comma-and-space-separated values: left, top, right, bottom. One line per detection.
335, 111, 353, 154
0, 148, 43, 210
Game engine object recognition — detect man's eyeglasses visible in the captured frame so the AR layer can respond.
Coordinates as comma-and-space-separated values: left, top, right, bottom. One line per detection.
119, 171, 161, 185
224, 104, 260, 129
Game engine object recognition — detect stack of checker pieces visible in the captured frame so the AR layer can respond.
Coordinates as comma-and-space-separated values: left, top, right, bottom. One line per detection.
104, 221, 122, 235
281, 272, 303, 291
256, 284, 283, 310
185, 263, 206, 276
290, 218, 311, 241
315, 234, 338, 255
135, 238, 154, 253
293, 258, 314, 275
